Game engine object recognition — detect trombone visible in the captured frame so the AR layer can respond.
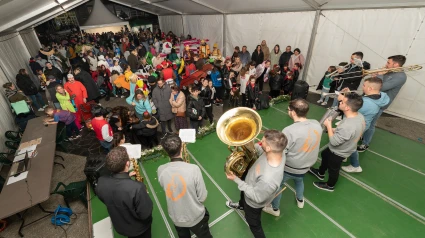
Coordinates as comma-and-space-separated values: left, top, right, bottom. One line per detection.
331, 64, 422, 81
321, 90, 363, 98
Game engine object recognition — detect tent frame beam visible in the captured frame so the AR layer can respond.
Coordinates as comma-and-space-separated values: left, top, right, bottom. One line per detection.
301, 10, 321, 82
109, 0, 159, 16
189, 0, 225, 14
301, 0, 321, 10
139, 0, 183, 15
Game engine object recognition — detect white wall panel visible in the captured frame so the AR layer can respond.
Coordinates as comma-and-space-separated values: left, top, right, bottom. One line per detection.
182, 15, 223, 51
225, 12, 315, 58
306, 8, 425, 123
159, 15, 184, 37
19, 28, 42, 57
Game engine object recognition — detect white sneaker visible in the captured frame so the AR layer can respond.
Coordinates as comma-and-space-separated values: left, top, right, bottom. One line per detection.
341, 165, 362, 173
42, 105, 48, 108
336, 116, 342, 120
296, 195, 304, 209
342, 158, 347, 162
335, 121, 341, 126
262, 204, 280, 217
317, 100, 323, 103
38, 108, 44, 111
321, 102, 328, 106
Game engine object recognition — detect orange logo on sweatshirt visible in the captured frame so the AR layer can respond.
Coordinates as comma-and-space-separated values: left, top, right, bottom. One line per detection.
298, 129, 320, 153
255, 164, 261, 176
166, 174, 187, 202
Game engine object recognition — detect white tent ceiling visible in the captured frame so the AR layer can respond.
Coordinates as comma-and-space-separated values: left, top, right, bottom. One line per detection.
109, 0, 425, 15
80, 0, 129, 30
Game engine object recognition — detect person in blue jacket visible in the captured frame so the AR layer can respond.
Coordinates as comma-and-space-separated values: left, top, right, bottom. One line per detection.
341, 77, 390, 173
210, 60, 224, 105
128, 90, 152, 120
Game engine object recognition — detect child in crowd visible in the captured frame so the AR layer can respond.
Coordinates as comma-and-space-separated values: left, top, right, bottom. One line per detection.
283, 71, 294, 95
293, 63, 302, 83
208, 80, 216, 107
238, 67, 249, 106
229, 71, 240, 108
317, 66, 337, 105
36, 69, 47, 90
248, 61, 257, 76
44, 106, 80, 140
131, 111, 159, 149
187, 85, 205, 132
268, 66, 284, 98
245, 75, 260, 110
281, 63, 290, 76
200, 78, 214, 124
110, 60, 123, 74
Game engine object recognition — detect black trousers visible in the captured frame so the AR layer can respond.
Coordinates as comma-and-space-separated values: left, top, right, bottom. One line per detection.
256, 77, 264, 91
214, 86, 224, 100
128, 226, 151, 238
269, 90, 280, 98
65, 121, 79, 137
241, 193, 265, 238
190, 120, 203, 133
160, 119, 173, 134
204, 106, 213, 123
174, 208, 212, 238
138, 134, 158, 149
319, 148, 344, 187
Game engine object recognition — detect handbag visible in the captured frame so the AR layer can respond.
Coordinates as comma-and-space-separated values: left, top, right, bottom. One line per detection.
176, 111, 186, 117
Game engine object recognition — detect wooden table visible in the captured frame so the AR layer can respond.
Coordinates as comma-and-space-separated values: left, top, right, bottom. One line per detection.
0, 117, 57, 236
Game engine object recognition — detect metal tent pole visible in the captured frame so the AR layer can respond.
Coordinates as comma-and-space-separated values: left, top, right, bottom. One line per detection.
222, 14, 226, 57
301, 10, 321, 82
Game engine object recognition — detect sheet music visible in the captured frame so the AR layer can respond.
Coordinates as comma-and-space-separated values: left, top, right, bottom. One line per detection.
7, 171, 28, 185
93, 216, 114, 238
13, 153, 26, 162
179, 129, 196, 143
120, 143, 142, 159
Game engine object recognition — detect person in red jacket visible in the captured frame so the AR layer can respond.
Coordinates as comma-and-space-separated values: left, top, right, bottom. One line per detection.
91, 106, 113, 152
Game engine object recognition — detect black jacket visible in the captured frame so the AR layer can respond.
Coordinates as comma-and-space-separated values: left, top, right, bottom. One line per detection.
29, 60, 43, 75
128, 54, 139, 72
46, 81, 61, 103
96, 173, 153, 237
269, 74, 284, 91
279, 51, 293, 66
16, 74, 38, 96
75, 70, 101, 101
200, 86, 212, 106
132, 117, 158, 136
44, 67, 63, 82
251, 50, 264, 66
187, 95, 205, 120
338, 65, 363, 91
246, 83, 260, 101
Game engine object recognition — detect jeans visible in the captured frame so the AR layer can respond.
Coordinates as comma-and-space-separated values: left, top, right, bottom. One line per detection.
53, 102, 62, 109
318, 148, 344, 187
349, 151, 360, 167
174, 208, 212, 238
65, 121, 79, 138
271, 172, 305, 209
190, 120, 203, 133
242, 194, 265, 238
99, 140, 112, 152
28, 93, 46, 109
319, 88, 330, 103
362, 108, 383, 146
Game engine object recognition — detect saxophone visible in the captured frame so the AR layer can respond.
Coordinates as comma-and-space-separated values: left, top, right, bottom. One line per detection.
131, 158, 144, 182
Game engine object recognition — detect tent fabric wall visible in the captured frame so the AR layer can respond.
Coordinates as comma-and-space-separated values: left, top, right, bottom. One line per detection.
0, 66, 17, 153
306, 8, 425, 123
182, 15, 224, 51
19, 28, 42, 57
225, 12, 316, 58
0, 32, 36, 85
159, 15, 184, 37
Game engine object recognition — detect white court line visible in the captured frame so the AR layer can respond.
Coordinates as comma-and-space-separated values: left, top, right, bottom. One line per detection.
368, 149, 425, 177
272, 105, 425, 177
285, 184, 356, 238
187, 150, 249, 226
140, 163, 176, 238
190, 210, 234, 238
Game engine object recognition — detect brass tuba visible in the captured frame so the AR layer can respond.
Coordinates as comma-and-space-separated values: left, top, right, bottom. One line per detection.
216, 107, 262, 178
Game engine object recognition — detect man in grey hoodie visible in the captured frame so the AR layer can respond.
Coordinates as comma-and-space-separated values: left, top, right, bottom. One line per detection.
263, 99, 322, 217
226, 130, 287, 238
158, 135, 212, 238
358, 55, 407, 152
310, 93, 365, 192
342, 77, 389, 173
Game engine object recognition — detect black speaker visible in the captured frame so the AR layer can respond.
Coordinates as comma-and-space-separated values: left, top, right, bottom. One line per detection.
291, 80, 309, 100
84, 154, 111, 193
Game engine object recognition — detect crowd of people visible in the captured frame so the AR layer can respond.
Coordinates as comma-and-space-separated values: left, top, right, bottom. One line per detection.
2, 26, 409, 238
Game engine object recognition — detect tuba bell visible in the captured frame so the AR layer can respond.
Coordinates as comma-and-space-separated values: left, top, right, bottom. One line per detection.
216, 107, 262, 178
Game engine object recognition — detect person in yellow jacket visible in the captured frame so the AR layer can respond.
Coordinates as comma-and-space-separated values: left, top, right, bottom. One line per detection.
55, 84, 75, 112
199, 39, 210, 59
